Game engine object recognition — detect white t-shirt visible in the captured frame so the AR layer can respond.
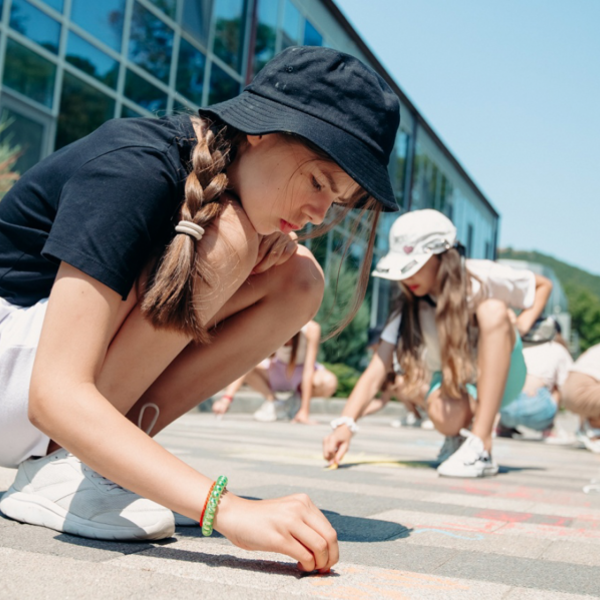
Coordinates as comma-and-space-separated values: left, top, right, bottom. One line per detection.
380, 259, 536, 371
275, 325, 308, 365
522, 341, 573, 390
569, 344, 600, 381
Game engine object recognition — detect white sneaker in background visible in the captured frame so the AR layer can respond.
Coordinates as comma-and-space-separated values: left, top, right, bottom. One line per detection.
0, 449, 175, 540
576, 421, 600, 454
420, 418, 434, 430
437, 429, 499, 478
436, 433, 465, 463
253, 401, 278, 422
542, 426, 575, 446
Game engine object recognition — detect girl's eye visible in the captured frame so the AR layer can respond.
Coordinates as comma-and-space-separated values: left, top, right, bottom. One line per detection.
311, 176, 323, 191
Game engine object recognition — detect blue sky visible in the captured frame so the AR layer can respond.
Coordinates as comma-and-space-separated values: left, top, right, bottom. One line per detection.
336, 0, 600, 275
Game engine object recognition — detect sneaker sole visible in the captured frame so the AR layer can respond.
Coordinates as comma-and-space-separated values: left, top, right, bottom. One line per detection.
575, 432, 600, 453
437, 464, 499, 478
0, 489, 175, 541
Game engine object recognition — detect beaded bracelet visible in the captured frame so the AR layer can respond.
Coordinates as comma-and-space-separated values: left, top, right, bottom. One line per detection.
200, 481, 216, 526
201, 475, 228, 536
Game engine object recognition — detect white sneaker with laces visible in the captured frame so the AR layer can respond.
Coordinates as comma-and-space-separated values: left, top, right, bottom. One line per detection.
0, 449, 175, 540
436, 433, 466, 463
437, 429, 499, 478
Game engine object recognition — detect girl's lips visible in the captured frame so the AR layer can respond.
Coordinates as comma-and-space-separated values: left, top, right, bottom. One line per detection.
408, 284, 420, 291
280, 219, 301, 234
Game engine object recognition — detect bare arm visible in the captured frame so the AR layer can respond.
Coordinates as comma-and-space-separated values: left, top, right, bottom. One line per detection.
299, 321, 321, 407
516, 273, 553, 336
322, 340, 394, 464
29, 202, 337, 572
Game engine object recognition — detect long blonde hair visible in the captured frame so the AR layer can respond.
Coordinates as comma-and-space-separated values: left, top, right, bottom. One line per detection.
396, 248, 478, 400
141, 116, 381, 343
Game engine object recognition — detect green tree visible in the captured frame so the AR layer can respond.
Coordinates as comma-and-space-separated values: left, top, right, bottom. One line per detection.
0, 117, 21, 199
565, 283, 600, 352
316, 255, 370, 369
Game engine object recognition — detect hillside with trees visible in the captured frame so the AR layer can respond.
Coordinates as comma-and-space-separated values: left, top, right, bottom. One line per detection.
499, 248, 600, 353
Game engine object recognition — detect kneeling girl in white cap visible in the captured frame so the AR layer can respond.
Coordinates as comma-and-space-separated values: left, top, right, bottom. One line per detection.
323, 209, 553, 477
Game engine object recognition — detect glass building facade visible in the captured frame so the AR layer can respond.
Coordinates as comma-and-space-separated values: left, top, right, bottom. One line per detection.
0, 0, 499, 327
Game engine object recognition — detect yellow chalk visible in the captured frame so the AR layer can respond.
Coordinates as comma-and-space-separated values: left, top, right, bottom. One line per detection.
325, 462, 339, 470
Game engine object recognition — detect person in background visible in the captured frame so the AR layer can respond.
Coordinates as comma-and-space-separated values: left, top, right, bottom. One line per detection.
323, 209, 552, 477
496, 316, 572, 439
212, 320, 338, 424
562, 343, 600, 453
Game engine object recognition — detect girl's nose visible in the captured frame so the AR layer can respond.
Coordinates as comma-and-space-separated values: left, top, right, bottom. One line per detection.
305, 199, 333, 226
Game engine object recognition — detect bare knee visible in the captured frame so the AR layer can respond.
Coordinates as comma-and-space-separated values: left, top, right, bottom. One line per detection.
427, 390, 472, 436
316, 370, 338, 398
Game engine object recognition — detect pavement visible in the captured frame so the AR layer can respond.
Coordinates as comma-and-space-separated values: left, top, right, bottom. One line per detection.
1, 398, 599, 599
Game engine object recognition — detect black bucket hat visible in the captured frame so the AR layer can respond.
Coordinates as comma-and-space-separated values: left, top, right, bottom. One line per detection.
198, 46, 400, 212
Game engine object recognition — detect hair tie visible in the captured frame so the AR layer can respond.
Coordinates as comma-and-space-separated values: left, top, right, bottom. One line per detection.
175, 220, 205, 241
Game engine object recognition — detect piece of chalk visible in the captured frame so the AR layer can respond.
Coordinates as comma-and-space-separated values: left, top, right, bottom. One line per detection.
325, 463, 339, 470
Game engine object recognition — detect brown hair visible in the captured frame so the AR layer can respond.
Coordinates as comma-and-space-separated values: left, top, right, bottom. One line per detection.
286, 331, 301, 378
142, 116, 381, 343
395, 248, 478, 400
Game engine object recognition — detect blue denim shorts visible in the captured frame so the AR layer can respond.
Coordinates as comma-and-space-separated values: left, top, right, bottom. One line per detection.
499, 386, 557, 432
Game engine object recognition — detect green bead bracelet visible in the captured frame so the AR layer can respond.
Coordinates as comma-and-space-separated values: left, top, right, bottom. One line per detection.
201, 475, 228, 536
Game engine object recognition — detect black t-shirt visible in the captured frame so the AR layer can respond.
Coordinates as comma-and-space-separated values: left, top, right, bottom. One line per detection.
0, 114, 197, 306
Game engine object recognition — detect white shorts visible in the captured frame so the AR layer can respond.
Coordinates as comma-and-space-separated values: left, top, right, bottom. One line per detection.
0, 297, 50, 468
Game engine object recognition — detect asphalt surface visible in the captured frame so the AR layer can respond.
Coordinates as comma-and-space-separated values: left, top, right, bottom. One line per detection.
1, 401, 599, 599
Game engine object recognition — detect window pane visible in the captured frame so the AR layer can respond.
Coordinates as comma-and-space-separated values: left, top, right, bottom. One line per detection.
0, 107, 44, 173
181, 0, 212, 49
147, 0, 176, 19
129, 1, 174, 83
303, 20, 322, 46
56, 72, 115, 149
10, 0, 61, 54
213, 0, 246, 73
254, 0, 278, 74
121, 105, 145, 118
208, 62, 239, 104
124, 69, 167, 112
389, 131, 409, 209
3, 39, 56, 108
66, 32, 119, 89
176, 38, 206, 105
281, 0, 300, 49
40, 0, 63, 12
70, 0, 125, 52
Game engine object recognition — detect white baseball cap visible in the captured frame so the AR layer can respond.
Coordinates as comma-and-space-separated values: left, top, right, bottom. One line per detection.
372, 209, 457, 281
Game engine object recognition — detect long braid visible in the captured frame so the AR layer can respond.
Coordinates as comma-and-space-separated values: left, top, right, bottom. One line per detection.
141, 117, 237, 343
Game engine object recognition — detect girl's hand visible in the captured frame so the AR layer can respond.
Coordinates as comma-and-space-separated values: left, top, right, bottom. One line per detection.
214, 492, 338, 573
323, 425, 353, 466
211, 396, 233, 415
253, 232, 298, 274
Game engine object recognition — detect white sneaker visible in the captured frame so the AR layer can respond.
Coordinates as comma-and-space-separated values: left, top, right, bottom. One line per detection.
576, 422, 600, 453
437, 429, 499, 478
420, 418, 434, 430
253, 401, 277, 422
0, 449, 175, 540
437, 433, 466, 463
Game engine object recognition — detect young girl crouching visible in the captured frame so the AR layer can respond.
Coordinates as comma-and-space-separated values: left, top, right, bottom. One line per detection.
323, 209, 552, 477
0, 46, 400, 572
